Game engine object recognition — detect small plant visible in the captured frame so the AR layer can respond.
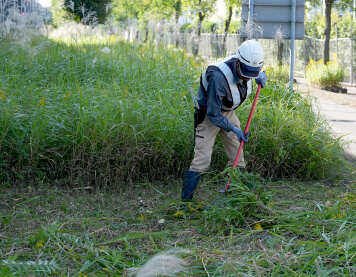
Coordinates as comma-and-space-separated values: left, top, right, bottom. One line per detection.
305, 55, 345, 89
265, 64, 289, 83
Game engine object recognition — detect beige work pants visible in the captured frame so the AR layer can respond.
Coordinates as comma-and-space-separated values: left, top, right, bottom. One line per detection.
189, 110, 245, 173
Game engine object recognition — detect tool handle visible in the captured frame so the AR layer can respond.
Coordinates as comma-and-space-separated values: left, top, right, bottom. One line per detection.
226, 84, 262, 191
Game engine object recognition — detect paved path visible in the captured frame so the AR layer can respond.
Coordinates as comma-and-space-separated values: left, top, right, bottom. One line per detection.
294, 77, 356, 159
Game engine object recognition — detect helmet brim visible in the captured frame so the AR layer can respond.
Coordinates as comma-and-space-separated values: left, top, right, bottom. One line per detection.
239, 62, 262, 78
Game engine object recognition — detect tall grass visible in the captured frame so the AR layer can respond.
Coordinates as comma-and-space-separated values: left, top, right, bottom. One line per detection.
241, 81, 348, 180
0, 36, 202, 185
0, 35, 349, 186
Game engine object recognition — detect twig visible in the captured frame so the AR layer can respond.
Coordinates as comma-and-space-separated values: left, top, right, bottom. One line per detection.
89, 226, 109, 235
292, 191, 310, 199
73, 186, 93, 190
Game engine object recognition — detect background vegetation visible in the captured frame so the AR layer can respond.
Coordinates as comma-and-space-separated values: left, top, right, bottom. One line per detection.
305, 11, 356, 39
305, 56, 345, 88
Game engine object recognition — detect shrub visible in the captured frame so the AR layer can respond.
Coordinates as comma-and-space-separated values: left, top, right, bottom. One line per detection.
305, 56, 345, 88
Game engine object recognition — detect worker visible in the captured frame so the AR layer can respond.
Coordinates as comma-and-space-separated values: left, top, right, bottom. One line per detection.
182, 40, 267, 200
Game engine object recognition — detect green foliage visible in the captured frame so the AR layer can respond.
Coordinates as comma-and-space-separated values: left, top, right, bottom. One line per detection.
110, 0, 145, 21
0, 36, 202, 184
305, 11, 356, 39
181, 20, 217, 33
180, 22, 192, 32
182, 0, 218, 21
265, 65, 290, 83
62, 0, 112, 23
202, 20, 217, 33
305, 57, 345, 88
110, 0, 182, 22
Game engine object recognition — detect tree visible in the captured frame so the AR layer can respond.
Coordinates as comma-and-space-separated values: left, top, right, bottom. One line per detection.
110, 0, 141, 21
182, 0, 218, 55
307, 0, 353, 64
150, 0, 183, 22
222, 0, 241, 55
63, 0, 111, 24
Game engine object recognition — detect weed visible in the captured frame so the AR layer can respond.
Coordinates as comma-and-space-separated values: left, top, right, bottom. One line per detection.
306, 55, 345, 88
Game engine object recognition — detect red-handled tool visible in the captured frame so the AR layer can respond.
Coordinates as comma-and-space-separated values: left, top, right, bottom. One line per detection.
225, 83, 262, 192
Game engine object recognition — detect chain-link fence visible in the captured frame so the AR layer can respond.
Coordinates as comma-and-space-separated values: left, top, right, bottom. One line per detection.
2, 4, 354, 85
118, 21, 355, 85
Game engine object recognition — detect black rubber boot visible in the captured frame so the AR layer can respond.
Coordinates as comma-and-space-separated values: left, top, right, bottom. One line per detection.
181, 171, 200, 200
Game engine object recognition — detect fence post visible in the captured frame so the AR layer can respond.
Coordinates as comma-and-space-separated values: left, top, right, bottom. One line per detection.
336, 23, 338, 59
304, 35, 306, 75
314, 27, 316, 62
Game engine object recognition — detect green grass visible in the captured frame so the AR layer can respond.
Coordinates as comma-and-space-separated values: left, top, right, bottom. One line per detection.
0, 175, 355, 276
0, 36, 203, 185
0, 35, 350, 186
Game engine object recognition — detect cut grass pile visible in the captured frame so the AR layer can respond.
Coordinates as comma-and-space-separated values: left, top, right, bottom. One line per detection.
0, 175, 355, 276
0, 35, 350, 186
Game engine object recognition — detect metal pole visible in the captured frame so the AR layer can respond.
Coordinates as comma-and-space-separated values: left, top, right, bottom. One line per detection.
304, 36, 306, 75
290, 0, 296, 90
249, 0, 254, 40
249, 0, 254, 20
351, 23, 354, 85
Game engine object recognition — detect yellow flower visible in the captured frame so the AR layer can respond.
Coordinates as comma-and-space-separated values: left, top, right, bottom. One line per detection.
36, 241, 44, 248
254, 223, 263, 230
174, 210, 185, 218
37, 97, 46, 107
137, 215, 147, 221
0, 90, 5, 100
109, 34, 116, 41
332, 210, 346, 220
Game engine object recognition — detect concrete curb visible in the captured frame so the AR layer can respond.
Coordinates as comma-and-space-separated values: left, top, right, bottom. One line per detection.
294, 77, 356, 107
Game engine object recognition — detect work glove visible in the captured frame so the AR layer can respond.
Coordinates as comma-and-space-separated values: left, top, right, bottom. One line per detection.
232, 126, 249, 143
255, 71, 267, 88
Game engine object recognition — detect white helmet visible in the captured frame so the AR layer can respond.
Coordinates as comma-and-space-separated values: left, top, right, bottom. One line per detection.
235, 40, 264, 79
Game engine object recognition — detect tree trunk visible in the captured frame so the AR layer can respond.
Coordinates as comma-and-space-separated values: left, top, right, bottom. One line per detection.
174, 0, 181, 24
277, 41, 284, 66
193, 12, 204, 56
323, 0, 334, 64
222, 6, 233, 56
174, 1, 181, 47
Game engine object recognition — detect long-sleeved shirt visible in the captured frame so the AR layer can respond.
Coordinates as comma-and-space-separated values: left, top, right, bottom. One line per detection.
196, 58, 248, 132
